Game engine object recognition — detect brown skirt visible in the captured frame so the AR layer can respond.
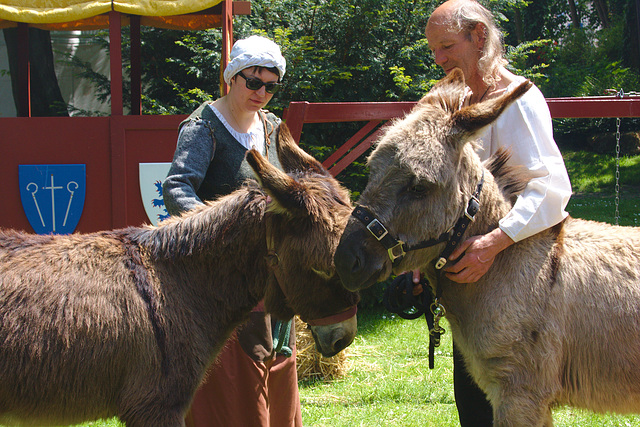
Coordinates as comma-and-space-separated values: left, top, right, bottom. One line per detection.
185, 334, 302, 427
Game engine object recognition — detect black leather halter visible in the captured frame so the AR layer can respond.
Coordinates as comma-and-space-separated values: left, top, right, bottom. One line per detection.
352, 172, 484, 370
352, 170, 484, 270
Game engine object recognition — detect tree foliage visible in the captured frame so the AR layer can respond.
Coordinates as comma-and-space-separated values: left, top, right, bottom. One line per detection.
50, 2, 620, 111
130, 0, 443, 115
62, 0, 640, 160
57, 0, 621, 191
124, 0, 640, 112
4, 27, 68, 116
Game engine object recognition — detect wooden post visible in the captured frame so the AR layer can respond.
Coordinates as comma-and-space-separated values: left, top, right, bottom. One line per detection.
109, 11, 125, 227
130, 15, 142, 115
17, 23, 30, 117
220, 0, 233, 95
109, 11, 123, 116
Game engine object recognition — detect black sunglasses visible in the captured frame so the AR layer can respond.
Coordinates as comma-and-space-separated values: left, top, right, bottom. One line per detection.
236, 71, 281, 94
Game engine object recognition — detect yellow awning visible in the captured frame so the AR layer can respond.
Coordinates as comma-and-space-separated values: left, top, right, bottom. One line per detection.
114, 1, 224, 18
0, 0, 226, 30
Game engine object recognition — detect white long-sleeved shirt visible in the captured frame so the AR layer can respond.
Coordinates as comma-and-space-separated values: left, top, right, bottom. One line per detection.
475, 77, 572, 242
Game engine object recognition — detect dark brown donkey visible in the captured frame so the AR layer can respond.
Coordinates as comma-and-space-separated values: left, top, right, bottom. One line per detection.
0, 125, 359, 427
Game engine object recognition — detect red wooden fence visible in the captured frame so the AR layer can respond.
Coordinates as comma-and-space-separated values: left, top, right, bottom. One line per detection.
1, 95, 639, 234
283, 96, 640, 176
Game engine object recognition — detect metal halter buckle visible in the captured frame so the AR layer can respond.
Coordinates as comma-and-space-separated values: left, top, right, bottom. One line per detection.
464, 195, 480, 221
366, 218, 388, 240
353, 206, 406, 263
434, 257, 447, 270
387, 241, 406, 262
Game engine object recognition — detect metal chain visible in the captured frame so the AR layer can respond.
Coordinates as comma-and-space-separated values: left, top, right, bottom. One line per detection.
615, 116, 621, 225
429, 299, 446, 347
614, 89, 623, 226
605, 89, 640, 97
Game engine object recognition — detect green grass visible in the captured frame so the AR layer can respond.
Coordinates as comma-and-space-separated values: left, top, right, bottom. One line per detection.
67, 421, 122, 427
563, 151, 640, 194
300, 310, 640, 426
300, 309, 457, 426
561, 150, 640, 226
566, 191, 640, 226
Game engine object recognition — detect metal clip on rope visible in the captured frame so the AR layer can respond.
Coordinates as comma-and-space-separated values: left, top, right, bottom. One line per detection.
382, 273, 445, 369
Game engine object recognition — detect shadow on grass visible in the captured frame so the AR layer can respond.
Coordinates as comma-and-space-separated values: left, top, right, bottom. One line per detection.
354, 305, 405, 336
563, 150, 640, 193
567, 188, 640, 226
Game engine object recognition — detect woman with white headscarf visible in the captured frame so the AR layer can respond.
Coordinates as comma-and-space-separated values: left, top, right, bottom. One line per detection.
163, 35, 302, 427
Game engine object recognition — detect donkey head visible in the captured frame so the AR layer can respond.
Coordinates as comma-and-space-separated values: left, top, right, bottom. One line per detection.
246, 125, 360, 357
335, 69, 531, 291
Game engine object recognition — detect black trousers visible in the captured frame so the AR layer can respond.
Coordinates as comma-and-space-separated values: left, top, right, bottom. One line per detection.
453, 343, 493, 426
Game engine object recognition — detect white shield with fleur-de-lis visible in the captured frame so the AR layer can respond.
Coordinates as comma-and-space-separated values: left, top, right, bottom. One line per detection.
139, 162, 171, 226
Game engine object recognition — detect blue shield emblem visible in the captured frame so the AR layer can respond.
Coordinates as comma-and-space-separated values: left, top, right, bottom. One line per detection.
19, 164, 86, 234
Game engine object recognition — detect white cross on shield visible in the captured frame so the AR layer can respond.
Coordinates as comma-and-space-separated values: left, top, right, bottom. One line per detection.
19, 164, 86, 234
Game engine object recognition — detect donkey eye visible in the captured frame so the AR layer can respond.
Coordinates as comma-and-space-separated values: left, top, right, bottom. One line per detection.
402, 181, 434, 201
410, 184, 428, 194
407, 182, 433, 197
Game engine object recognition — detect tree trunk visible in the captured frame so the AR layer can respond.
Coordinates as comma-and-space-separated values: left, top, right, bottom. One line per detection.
3, 27, 69, 117
568, 0, 581, 28
514, 8, 524, 43
623, 0, 640, 75
594, 0, 611, 28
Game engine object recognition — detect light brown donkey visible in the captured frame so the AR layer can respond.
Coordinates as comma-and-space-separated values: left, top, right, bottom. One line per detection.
336, 69, 640, 426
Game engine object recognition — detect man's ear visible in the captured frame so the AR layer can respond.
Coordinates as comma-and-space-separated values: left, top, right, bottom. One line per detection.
471, 22, 487, 50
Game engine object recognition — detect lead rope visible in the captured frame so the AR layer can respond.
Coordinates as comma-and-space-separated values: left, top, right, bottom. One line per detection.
382, 273, 442, 369
264, 215, 293, 358
261, 123, 294, 359
273, 319, 293, 357
428, 282, 446, 370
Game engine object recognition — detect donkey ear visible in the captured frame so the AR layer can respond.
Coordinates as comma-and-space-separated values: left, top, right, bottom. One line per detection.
246, 147, 295, 194
246, 146, 311, 216
417, 68, 468, 113
448, 79, 533, 148
277, 124, 329, 176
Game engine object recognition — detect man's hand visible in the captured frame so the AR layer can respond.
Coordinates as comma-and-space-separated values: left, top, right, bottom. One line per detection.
443, 228, 514, 283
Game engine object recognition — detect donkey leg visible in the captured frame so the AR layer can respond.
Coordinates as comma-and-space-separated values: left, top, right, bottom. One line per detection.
119, 408, 187, 427
118, 392, 190, 427
492, 394, 554, 427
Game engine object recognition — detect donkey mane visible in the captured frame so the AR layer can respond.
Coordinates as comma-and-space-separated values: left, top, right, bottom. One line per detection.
132, 182, 267, 260
483, 147, 532, 206
131, 168, 352, 263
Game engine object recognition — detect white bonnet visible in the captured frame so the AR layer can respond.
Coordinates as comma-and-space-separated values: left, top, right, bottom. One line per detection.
223, 35, 286, 85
